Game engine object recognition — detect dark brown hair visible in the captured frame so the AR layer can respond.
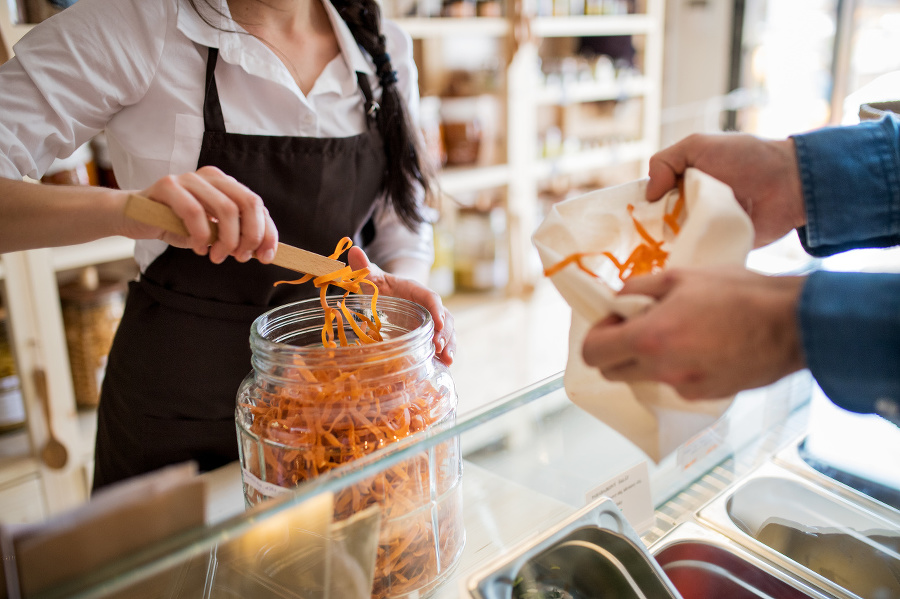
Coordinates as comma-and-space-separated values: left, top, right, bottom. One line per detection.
187, 0, 432, 230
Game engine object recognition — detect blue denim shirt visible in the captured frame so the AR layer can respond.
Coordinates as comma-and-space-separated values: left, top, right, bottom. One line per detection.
791, 115, 900, 423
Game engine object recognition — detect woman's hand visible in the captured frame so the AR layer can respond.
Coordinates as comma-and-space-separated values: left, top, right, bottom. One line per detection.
582, 266, 806, 399
646, 133, 807, 248
348, 247, 456, 365
120, 166, 279, 264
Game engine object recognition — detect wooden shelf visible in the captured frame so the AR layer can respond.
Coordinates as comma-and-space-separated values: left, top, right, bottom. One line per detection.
537, 76, 652, 105
50, 237, 135, 273
0, 429, 39, 485
438, 164, 509, 196
536, 139, 651, 178
532, 14, 655, 37
396, 17, 509, 39
397, 14, 655, 40
0, 238, 135, 281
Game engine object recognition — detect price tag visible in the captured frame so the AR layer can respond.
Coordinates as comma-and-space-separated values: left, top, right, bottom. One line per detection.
677, 418, 729, 470
585, 461, 654, 533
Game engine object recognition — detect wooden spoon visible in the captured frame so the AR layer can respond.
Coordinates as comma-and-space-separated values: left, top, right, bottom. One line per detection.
33, 368, 68, 470
124, 194, 345, 277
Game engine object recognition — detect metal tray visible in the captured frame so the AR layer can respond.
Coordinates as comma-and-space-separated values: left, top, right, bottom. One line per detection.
467, 496, 681, 599
698, 462, 900, 599
775, 434, 900, 525
650, 521, 833, 599
773, 387, 900, 522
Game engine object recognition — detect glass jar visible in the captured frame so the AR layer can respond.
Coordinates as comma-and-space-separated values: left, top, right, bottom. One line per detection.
236, 296, 464, 598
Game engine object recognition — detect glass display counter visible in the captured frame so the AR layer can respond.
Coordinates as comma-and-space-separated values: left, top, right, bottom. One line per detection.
22, 368, 848, 599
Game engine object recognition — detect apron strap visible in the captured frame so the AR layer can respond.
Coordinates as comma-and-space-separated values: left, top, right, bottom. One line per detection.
356, 71, 379, 126
204, 47, 227, 133
355, 71, 378, 245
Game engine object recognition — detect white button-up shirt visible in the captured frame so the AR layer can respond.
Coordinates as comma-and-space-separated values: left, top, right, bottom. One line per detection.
0, 0, 433, 271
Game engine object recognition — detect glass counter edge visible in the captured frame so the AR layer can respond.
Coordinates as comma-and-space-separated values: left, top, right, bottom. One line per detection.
39, 372, 567, 599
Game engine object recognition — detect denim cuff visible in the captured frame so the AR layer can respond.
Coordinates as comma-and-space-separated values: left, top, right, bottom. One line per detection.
799, 270, 900, 416
792, 116, 900, 257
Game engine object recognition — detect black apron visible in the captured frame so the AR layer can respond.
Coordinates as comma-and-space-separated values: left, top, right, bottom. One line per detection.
93, 47, 386, 491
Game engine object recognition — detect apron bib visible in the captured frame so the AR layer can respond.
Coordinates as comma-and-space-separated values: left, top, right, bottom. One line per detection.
93, 47, 385, 490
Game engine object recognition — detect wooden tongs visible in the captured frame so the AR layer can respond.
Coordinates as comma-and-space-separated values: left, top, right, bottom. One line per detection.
124, 194, 344, 277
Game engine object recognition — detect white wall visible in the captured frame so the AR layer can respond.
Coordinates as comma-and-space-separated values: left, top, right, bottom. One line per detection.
660, 0, 734, 147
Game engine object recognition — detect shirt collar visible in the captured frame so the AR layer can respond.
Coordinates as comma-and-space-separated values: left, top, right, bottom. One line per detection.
320, 0, 374, 97
176, 0, 374, 97
175, 0, 229, 49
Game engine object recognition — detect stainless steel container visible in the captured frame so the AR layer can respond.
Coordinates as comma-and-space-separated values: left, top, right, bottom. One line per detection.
775, 435, 900, 526
467, 496, 681, 599
698, 462, 900, 599
650, 521, 831, 599
772, 389, 900, 522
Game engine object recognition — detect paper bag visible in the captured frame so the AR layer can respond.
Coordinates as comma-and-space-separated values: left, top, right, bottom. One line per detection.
533, 168, 754, 461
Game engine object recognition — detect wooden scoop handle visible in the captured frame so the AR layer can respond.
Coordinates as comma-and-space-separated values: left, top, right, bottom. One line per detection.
124, 194, 345, 277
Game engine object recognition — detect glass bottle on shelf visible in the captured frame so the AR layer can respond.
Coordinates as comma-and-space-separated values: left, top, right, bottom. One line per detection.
453, 201, 508, 291
441, 0, 476, 18
0, 304, 25, 432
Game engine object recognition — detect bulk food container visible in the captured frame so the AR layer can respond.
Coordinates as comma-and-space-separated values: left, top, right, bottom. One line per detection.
650, 521, 831, 599
699, 461, 900, 599
468, 496, 681, 599
774, 388, 900, 521
235, 296, 463, 599
58, 267, 126, 408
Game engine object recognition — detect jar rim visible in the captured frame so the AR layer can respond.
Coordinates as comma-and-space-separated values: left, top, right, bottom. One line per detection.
250, 295, 433, 355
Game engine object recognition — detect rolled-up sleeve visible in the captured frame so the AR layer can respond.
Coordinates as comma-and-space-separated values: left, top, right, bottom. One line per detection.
792, 115, 900, 257
0, 0, 166, 180
792, 116, 900, 422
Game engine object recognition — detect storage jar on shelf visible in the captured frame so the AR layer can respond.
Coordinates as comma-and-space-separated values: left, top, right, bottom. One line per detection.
236, 296, 463, 599
40, 142, 97, 187
58, 267, 126, 408
439, 97, 483, 167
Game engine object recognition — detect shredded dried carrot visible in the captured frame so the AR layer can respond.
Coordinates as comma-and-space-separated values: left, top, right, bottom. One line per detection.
544, 188, 685, 283
663, 179, 686, 235
241, 238, 463, 598
542, 252, 602, 278
274, 237, 383, 346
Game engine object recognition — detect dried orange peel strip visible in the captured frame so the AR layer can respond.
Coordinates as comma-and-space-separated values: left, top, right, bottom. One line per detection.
545, 186, 685, 283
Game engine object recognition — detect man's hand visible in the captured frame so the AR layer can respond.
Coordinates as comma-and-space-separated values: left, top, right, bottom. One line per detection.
582, 266, 807, 399
647, 133, 807, 248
